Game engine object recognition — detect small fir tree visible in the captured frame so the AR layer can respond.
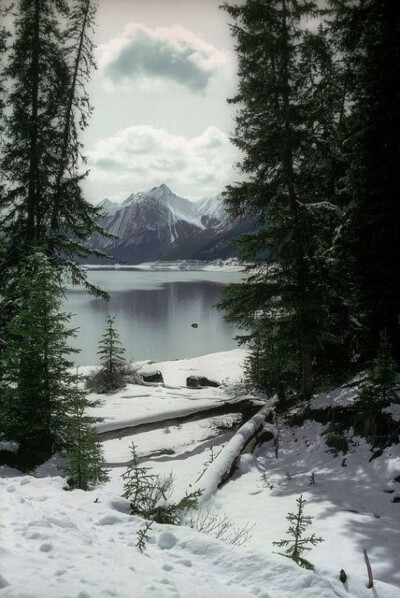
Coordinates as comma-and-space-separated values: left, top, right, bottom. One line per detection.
273, 495, 324, 570
63, 390, 109, 490
121, 443, 159, 514
122, 443, 201, 524
90, 315, 127, 393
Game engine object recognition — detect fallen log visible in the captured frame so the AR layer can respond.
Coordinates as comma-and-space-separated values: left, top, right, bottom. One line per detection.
192, 396, 278, 505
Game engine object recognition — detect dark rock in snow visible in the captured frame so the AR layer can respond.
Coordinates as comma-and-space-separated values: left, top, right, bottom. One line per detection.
141, 369, 164, 383
339, 569, 347, 583
191, 323, 199, 328
186, 375, 220, 388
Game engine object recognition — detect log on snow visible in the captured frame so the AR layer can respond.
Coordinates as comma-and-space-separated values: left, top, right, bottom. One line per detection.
193, 396, 278, 505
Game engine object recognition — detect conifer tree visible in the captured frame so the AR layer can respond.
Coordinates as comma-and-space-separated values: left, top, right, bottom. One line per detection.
0, 4, 9, 133
89, 315, 128, 393
355, 331, 398, 441
273, 495, 324, 570
0, 0, 107, 296
48, 0, 109, 291
0, 252, 90, 465
63, 392, 109, 490
220, 0, 349, 400
327, 0, 400, 364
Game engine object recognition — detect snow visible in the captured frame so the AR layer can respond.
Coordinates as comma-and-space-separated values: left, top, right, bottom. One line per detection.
310, 386, 359, 410
1, 349, 400, 597
0, 441, 19, 453
88, 349, 248, 434
193, 399, 277, 504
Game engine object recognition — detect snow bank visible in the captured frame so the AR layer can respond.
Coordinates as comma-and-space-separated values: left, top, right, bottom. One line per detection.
2, 471, 393, 598
87, 350, 248, 434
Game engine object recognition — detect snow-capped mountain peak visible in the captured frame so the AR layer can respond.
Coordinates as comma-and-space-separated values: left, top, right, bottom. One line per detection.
98, 198, 119, 216
90, 184, 246, 263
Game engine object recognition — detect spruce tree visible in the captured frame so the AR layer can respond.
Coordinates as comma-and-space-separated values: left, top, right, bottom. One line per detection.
0, 0, 107, 296
88, 315, 128, 393
63, 391, 109, 490
273, 495, 324, 570
220, 0, 349, 400
327, 0, 400, 364
48, 0, 109, 291
0, 252, 89, 466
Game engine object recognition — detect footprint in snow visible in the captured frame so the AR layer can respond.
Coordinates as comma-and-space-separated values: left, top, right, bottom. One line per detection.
96, 515, 121, 526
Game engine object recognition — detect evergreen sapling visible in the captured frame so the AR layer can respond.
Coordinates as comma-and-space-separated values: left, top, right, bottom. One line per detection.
87, 315, 128, 393
63, 384, 109, 490
273, 495, 324, 570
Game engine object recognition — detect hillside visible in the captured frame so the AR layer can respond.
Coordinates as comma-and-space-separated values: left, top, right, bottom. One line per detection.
1, 350, 399, 597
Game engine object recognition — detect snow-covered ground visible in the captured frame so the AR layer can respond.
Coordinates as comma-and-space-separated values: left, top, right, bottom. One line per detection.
1, 349, 399, 597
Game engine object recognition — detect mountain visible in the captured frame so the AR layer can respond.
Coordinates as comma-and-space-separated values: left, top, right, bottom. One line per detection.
88, 184, 252, 263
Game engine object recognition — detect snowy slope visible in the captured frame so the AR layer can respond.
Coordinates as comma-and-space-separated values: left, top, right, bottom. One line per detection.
1, 350, 400, 597
196, 195, 229, 228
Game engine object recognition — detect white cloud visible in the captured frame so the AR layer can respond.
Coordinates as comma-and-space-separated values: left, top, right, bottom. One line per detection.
85, 125, 241, 201
98, 23, 233, 92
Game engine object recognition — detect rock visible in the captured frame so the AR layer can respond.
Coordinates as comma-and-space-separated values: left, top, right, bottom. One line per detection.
140, 368, 164, 383
191, 323, 199, 328
339, 569, 347, 583
186, 375, 220, 388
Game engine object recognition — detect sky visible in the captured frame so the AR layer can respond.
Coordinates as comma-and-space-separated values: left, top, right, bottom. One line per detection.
83, 0, 241, 203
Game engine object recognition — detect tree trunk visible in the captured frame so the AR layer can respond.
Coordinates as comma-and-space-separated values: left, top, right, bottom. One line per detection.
281, 0, 312, 399
49, 0, 91, 245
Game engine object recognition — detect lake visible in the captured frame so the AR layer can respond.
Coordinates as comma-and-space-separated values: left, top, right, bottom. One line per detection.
65, 266, 244, 366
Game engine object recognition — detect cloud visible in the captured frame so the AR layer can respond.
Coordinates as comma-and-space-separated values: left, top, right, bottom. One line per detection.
85, 125, 240, 201
98, 23, 232, 92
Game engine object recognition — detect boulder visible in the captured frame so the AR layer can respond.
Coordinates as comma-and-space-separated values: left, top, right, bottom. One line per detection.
186, 375, 220, 388
140, 368, 164, 383
191, 323, 199, 328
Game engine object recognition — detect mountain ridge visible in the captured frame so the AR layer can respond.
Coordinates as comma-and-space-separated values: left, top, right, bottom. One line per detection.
88, 184, 251, 264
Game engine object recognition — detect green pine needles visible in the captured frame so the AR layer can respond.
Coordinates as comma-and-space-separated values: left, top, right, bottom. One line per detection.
122, 443, 202, 525
0, 251, 108, 486
63, 391, 109, 491
87, 315, 129, 393
273, 495, 324, 570
354, 331, 399, 442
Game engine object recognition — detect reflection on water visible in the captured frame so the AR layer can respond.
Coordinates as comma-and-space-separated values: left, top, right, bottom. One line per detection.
65, 269, 242, 365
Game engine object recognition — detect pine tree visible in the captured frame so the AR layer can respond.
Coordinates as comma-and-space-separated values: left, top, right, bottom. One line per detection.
327, 0, 400, 365
122, 443, 202, 524
273, 495, 324, 570
90, 315, 128, 393
355, 330, 398, 441
0, 252, 88, 466
0, 0, 107, 296
0, 3, 9, 133
220, 0, 349, 400
63, 389, 109, 490
121, 443, 159, 514
47, 0, 110, 292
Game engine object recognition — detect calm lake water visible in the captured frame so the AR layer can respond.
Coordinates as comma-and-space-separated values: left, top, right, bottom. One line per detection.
65, 267, 243, 365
